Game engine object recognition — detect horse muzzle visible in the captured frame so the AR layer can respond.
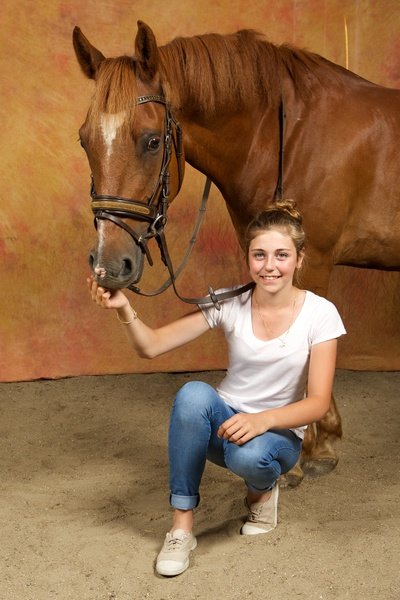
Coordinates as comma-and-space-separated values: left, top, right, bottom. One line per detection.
88, 243, 145, 290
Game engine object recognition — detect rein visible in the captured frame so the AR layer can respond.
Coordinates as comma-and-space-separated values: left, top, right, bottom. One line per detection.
90, 93, 285, 310
273, 97, 286, 201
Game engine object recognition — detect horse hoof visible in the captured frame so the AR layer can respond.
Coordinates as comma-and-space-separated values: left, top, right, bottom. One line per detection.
302, 457, 338, 478
279, 469, 304, 489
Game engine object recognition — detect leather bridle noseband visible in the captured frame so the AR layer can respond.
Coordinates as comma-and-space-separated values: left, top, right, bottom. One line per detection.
89, 94, 286, 309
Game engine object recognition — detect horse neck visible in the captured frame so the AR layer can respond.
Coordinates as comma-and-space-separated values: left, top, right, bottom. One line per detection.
158, 33, 286, 197
177, 104, 280, 195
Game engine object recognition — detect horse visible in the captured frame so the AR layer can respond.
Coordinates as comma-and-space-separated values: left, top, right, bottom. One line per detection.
72, 21, 400, 486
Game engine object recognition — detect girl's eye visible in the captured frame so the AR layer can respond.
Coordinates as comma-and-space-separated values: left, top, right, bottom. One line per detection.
147, 136, 161, 152
277, 252, 289, 259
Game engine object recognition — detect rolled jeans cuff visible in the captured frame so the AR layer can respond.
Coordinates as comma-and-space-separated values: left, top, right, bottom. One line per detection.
245, 479, 277, 494
170, 493, 199, 510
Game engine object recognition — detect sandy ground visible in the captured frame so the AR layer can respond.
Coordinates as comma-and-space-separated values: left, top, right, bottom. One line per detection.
0, 369, 399, 600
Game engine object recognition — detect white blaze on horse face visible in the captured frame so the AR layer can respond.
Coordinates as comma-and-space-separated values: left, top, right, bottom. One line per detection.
95, 221, 107, 277
100, 112, 126, 158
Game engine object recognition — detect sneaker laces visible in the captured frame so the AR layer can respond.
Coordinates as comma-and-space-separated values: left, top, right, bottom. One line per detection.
245, 498, 270, 523
245, 500, 264, 522
165, 531, 189, 551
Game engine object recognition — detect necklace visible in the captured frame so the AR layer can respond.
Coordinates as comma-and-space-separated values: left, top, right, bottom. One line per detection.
253, 291, 298, 348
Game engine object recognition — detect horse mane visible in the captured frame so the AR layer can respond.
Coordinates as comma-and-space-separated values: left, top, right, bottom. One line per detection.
159, 29, 344, 115
87, 29, 345, 129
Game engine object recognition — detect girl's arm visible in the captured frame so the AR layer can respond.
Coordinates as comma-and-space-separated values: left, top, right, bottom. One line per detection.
88, 278, 211, 358
263, 338, 337, 428
218, 338, 338, 444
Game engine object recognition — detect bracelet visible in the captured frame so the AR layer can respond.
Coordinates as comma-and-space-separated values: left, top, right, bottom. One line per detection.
117, 306, 138, 324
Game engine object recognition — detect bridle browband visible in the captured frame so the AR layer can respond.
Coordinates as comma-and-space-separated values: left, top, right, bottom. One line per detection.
90, 94, 286, 309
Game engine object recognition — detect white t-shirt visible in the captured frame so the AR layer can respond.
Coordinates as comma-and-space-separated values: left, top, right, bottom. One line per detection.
200, 289, 346, 439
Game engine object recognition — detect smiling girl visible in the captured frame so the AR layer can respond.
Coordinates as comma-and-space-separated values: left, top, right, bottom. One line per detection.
88, 199, 346, 577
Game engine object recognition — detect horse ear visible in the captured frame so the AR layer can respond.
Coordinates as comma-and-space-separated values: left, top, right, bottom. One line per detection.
73, 26, 105, 79
135, 21, 159, 81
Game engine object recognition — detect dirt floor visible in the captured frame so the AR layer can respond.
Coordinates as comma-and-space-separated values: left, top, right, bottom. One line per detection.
0, 369, 399, 600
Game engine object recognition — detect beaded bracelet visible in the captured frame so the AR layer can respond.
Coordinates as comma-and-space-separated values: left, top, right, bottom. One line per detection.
117, 306, 138, 324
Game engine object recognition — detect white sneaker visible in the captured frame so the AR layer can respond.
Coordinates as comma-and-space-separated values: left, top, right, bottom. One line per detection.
156, 529, 197, 576
241, 484, 279, 535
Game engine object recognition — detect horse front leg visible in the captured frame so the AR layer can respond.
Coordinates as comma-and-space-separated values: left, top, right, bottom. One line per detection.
279, 425, 314, 488
301, 394, 343, 477
281, 392, 342, 490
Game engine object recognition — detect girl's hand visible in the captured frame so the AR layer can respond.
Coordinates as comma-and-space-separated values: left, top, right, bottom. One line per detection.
217, 412, 268, 445
87, 276, 130, 310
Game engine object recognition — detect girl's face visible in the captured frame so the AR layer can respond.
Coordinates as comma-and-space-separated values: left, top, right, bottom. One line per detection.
248, 228, 304, 292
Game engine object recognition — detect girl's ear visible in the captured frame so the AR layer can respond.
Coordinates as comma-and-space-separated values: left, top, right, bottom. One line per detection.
296, 249, 305, 270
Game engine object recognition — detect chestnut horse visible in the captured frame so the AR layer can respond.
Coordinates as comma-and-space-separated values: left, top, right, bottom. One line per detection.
73, 22, 400, 486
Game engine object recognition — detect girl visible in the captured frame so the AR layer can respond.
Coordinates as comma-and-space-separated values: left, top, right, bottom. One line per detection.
88, 200, 346, 577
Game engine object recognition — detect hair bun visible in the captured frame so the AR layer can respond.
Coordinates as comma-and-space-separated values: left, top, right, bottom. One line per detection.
270, 199, 302, 224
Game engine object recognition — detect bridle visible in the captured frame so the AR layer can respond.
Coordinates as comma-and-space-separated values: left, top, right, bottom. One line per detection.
89, 94, 286, 309
90, 94, 184, 269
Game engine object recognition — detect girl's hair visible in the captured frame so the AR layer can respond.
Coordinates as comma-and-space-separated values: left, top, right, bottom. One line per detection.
244, 199, 306, 260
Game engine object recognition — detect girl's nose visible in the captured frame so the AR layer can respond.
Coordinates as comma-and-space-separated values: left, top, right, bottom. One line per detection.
263, 256, 275, 271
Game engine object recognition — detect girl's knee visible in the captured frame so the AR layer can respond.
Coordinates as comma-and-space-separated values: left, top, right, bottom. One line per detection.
226, 445, 260, 478
173, 381, 216, 419
176, 380, 212, 399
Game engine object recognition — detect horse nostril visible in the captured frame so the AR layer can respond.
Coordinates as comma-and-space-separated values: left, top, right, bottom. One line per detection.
88, 251, 95, 269
120, 259, 133, 277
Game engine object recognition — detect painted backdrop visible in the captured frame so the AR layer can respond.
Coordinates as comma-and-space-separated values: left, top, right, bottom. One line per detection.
1, 0, 399, 381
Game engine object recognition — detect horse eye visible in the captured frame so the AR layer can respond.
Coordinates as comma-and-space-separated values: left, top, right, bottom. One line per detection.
147, 136, 161, 152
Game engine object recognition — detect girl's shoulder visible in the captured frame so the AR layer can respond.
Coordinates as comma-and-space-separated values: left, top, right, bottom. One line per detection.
302, 291, 346, 341
200, 285, 252, 328
304, 290, 338, 312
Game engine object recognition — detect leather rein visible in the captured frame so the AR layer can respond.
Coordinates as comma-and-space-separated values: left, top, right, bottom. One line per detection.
90, 94, 285, 309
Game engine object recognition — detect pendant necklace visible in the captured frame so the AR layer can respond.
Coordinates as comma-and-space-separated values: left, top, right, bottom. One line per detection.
254, 291, 298, 348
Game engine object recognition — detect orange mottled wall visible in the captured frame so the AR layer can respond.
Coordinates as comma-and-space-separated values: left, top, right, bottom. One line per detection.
1, 0, 399, 381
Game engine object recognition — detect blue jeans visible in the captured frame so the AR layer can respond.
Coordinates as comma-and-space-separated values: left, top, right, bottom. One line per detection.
169, 381, 302, 510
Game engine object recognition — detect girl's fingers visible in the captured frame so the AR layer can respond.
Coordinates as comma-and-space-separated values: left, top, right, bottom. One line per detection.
101, 291, 111, 305
95, 285, 114, 308
88, 278, 105, 304
95, 286, 105, 299
87, 277, 95, 295
87, 276, 124, 310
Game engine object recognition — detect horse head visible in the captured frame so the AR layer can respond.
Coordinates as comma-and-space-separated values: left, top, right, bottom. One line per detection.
73, 22, 185, 290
